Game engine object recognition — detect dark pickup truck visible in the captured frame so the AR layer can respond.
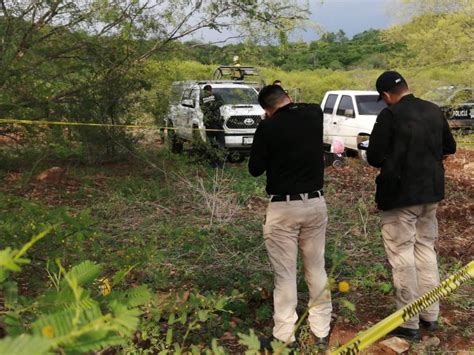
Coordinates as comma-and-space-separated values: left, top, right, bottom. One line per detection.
424, 86, 473, 129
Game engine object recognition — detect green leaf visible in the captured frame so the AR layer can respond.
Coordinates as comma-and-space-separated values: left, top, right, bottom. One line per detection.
37, 287, 96, 313
165, 328, 173, 346
109, 301, 141, 334
0, 248, 22, 273
32, 303, 102, 338
3, 312, 24, 337
197, 310, 209, 322
173, 342, 182, 354
64, 333, 125, 353
271, 338, 293, 355
190, 344, 201, 354
0, 269, 8, 283
211, 338, 226, 355
62, 261, 102, 287
340, 299, 356, 312
178, 311, 187, 325
215, 297, 227, 310
109, 285, 151, 307
3, 281, 18, 308
238, 329, 261, 353
379, 282, 393, 294
0, 335, 51, 355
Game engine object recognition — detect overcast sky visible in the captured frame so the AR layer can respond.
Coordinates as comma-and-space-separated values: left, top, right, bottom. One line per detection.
195, 0, 396, 43
307, 0, 395, 39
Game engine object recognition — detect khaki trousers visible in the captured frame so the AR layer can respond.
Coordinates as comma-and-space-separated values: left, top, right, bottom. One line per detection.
263, 196, 332, 342
381, 203, 440, 329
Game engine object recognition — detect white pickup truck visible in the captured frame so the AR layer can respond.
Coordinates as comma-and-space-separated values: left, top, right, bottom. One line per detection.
320, 90, 387, 159
165, 80, 264, 160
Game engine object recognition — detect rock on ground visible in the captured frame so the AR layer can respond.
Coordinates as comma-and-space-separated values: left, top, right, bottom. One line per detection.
379, 336, 410, 354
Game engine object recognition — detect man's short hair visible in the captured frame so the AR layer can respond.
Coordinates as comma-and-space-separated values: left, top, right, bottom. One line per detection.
387, 81, 409, 95
272, 80, 282, 86
258, 85, 288, 109
203, 85, 212, 92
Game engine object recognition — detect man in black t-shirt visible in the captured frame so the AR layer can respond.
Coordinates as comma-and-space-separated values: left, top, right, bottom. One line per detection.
249, 85, 332, 350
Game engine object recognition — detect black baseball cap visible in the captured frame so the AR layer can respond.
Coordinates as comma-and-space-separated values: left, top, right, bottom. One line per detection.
376, 71, 406, 101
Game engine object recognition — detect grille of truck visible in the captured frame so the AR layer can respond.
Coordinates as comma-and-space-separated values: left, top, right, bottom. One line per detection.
226, 115, 262, 129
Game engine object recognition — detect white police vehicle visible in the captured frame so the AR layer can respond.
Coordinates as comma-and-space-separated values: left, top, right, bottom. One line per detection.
165, 80, 264, 160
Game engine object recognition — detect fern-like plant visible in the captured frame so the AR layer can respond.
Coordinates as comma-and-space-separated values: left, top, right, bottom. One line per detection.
0, 229, 151, 354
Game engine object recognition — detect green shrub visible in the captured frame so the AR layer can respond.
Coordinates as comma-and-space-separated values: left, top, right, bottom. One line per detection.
0, 230, 151, 354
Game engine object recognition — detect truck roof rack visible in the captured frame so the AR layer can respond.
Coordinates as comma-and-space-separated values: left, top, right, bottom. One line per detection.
213, 66, 260, 75
212, 65, 265, 89
196, 80, 259, 85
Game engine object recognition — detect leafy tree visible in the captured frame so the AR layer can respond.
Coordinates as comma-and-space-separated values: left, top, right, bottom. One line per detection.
384, 1, 473, 66
335, 29, 348, 43
393, 0, 471, 15
0, 0, 309, 160
320, 31, 337, 43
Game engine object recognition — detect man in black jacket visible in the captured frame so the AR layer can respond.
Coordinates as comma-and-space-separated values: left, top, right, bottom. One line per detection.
367, 71, 456, 340
249, 85, 332, 350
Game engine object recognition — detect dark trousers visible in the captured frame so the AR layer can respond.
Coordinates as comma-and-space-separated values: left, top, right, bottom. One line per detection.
204, 130, 226, 166
206, 130, 225, 149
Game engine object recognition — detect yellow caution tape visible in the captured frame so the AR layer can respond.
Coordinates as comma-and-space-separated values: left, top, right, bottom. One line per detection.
332, 260, 474, 355
0, 118, 225, 132
0, 118, 370, 138
0, 118, 472, 142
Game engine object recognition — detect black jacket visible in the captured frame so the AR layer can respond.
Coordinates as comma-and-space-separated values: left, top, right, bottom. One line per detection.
367, 94, 456, 210
248, 103, 324, 195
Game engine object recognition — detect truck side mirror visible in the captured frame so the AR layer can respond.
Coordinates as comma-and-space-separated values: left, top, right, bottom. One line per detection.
181, 98, 195, 108
344, 109, 355, 118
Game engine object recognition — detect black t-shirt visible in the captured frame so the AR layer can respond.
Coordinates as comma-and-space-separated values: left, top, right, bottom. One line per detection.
249, 103, 325, 195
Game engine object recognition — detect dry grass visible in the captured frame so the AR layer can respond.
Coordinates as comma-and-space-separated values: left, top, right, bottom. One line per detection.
177, 167, 241, 227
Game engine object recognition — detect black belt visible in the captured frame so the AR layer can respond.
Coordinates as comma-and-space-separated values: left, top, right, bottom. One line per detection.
270, 190, 323, 202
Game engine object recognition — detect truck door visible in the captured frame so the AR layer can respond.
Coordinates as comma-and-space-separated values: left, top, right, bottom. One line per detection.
177, 88, 194, 139
333, 95, 357, 150
322, 93, 338, 146
182, 87, 200, 139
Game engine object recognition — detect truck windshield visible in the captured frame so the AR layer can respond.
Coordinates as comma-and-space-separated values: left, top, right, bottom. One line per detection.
356, 95, 387, 115
212, 88, 259, 105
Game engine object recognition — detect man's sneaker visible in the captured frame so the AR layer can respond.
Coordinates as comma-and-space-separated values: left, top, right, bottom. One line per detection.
420, 319, 439, 331
388, 327, 421, 341
314, 335, 329, 350
259, 336, 298, 352
308, 332, 329, 351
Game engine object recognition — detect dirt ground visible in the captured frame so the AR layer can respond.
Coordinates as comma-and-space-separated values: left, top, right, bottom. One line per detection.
1, 146, 472, 354
325, 149, 473, 263
324, 149, 473, 354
